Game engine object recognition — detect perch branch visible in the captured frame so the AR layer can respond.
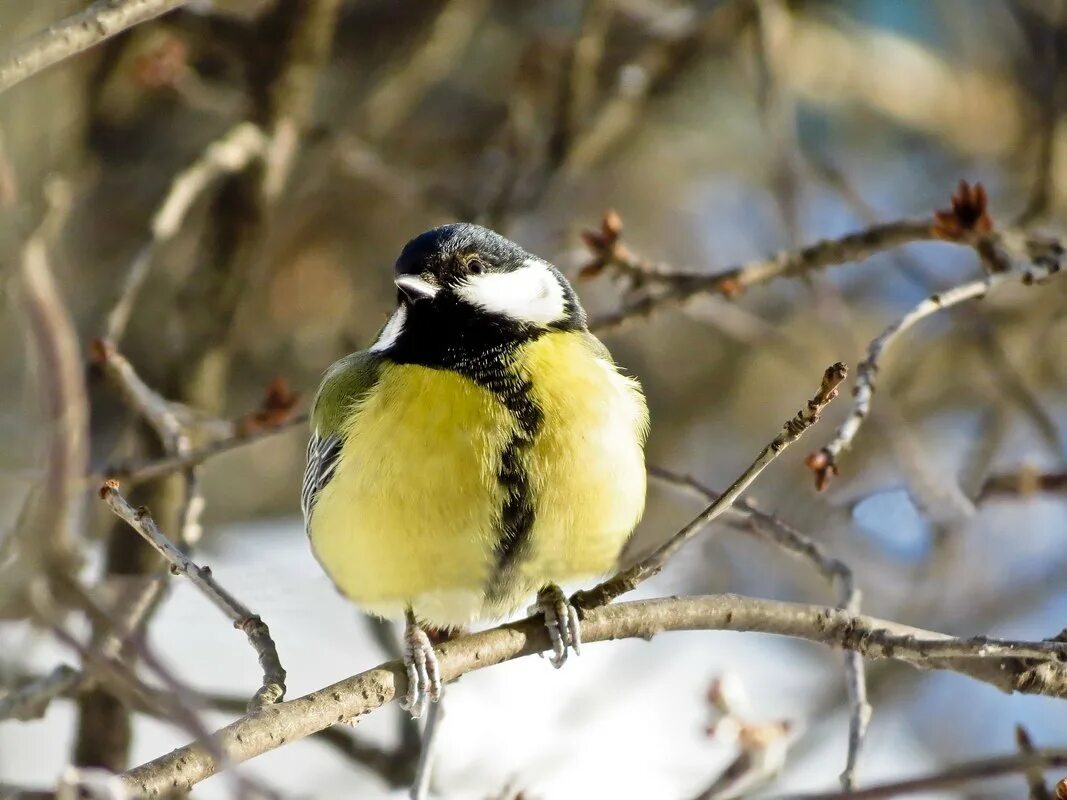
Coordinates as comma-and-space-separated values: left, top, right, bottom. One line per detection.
119, 593, 1067, 796
573, 361, 847, 609
0, 0, 191, 94
99, 482, 286, 709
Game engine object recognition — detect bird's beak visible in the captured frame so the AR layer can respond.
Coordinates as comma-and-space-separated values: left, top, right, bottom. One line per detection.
395, 275, 439, 303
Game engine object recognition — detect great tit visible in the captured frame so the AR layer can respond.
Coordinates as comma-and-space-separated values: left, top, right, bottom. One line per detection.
301, 223, 648, 717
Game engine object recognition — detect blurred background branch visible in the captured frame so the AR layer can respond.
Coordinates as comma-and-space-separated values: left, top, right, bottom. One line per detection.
2, 0, 1066, 798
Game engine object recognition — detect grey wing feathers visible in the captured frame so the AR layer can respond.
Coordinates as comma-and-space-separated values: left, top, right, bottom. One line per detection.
301, 430, 343, 533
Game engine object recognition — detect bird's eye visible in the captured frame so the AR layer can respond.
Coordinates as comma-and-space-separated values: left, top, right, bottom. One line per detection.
467, 258, 484, 275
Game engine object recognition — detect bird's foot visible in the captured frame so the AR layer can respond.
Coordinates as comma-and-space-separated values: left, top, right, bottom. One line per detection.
535, 584, 581, 668
399, 614, 442, 720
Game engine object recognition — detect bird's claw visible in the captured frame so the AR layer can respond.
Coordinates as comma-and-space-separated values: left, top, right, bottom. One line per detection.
535, 584, 581, 668
399, 618, 441, 719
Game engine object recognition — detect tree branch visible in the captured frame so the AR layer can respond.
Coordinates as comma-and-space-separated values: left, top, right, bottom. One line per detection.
1016, 725, 1052, 800
779, 747, 1067, 799
119, 593, 1067, 796
7, 180, 85, 606
99, 482, 286, 710
0, 0, 191, 94
99, 412, 308, 487
583, 216, 935, 333
979, 468, 1067, 502
651, 467, 871, 791
0, 665, 80, 722
807, 227, 1065, 490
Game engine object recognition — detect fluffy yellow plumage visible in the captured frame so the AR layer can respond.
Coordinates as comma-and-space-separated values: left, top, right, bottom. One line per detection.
302, 222, 648, 715
308, 330, 648, 628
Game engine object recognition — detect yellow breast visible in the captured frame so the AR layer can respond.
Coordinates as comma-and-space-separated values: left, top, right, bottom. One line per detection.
309, 363, 513, 624
307, 332, 648, 628
513, 333, 648, 598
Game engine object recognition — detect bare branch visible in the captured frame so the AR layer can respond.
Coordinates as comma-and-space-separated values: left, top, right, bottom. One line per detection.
68, 0, 338, 770
99, 482, 286, 709
584, 217, 935, 333
808, 229, 1065, 490
573, 362, 847, 609
1016, 725, 1053, 800
0, 0, 191, 94
778, 747, 1067, 799
119, 593, 1067, 795
979, 468, 1067, 502
100, 411, 308, 486
35, 583, 258, 799
652, 467, 871, 791
90, 340, 193, 451
11, 180, 86, 598
0, 665, 80, 722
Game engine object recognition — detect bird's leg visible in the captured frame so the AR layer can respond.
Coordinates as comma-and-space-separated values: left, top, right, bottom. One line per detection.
535, 583, 582, 668
399, 608, 442, 720
410, 684, 446, 800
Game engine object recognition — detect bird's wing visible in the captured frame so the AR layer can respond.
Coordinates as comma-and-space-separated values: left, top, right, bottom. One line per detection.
301, 431, 343, 525
301, 350, 383, 534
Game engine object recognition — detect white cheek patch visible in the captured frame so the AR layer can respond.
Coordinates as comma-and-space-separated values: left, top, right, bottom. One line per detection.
455, 259, 566, 326
369, 304, 407, 352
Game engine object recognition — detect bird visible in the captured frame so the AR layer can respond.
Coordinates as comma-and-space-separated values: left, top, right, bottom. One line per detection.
301, 223, 648, 718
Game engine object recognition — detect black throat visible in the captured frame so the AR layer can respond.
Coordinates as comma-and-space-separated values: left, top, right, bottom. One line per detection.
385, 296, 548, 373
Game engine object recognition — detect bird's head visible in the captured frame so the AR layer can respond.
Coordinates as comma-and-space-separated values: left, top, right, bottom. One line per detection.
390, 223, 585, 332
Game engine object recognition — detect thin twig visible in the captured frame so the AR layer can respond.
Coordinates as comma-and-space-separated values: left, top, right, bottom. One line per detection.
90, 339, 221, 546
90, 340, 194, 449
1016, 725, 1053, 800
775, 748, 1067, 800
573, 362, 848, 609
651, 467, 871, 791
15, 179, 85, 591
104, 123, 268, 343
32, 582, 264, 800
99, 482, 286, 709
584, 218, 935, 333
70, 0, 338, 770
119, 593, 1067, 795
99, 411, 308, 486
808, 233, 1064, 489
979, 468, 1067, 502
0, 573, 170, 724
0, 0, 191, 94
0, 665, 80, 722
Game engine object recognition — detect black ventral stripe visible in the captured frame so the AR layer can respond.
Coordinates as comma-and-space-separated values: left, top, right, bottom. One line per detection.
383, 297, 547, 595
